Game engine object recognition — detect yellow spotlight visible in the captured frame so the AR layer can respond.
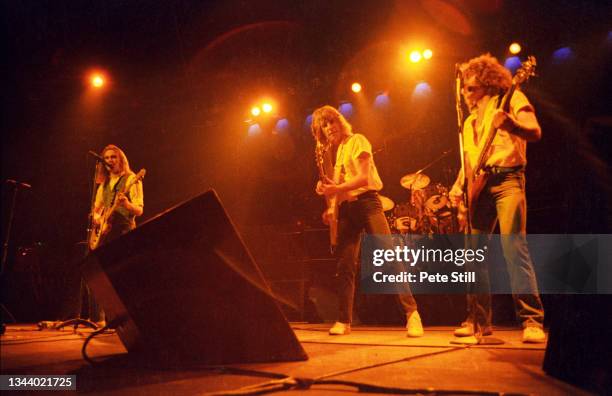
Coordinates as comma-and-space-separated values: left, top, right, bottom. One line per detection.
509, 42, 522, 55
409, 50, 422, 63
90, 73, 105, 88
423, 49, 433, 59
351, 82, 362, 93
262, 103, 273, 113
251, 106, 261, 116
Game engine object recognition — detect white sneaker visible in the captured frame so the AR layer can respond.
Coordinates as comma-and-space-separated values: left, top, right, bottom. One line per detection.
329, 322, 350, 335
522, 326, 546, 343
406, 311, 424, 337
454, 322, 493, 337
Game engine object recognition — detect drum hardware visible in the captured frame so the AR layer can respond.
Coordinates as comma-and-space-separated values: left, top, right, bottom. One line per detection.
395, 147, 458, 235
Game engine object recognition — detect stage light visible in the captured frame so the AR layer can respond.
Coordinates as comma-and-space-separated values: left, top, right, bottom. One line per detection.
374, 93, 390, 109
351, 82, 362, 93
262, 103, 273, 113
338, 102, 354, 119
409, 50, 422, 63
504, 56, 522, 73
248, 123, 262, 136
275, 118, 290, 133
412, 82, 432, 98
251, 106, 261, 116
91, 75, 105, 88
552, 47, 574, 63
87, 71, 107, 89
509, 42, 522, 55
304, 114, 313, 130
423, 49, 433, 59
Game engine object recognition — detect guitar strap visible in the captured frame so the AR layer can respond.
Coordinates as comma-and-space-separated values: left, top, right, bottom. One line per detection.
108, 174, 126, 206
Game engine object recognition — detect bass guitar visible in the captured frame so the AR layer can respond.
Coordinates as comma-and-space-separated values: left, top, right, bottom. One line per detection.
461, 57, 537, 226
315, 141, 338, 251
89, 169, 146, 250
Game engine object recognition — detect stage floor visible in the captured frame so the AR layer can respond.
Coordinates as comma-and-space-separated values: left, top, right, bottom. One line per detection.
1, 323, 591, 395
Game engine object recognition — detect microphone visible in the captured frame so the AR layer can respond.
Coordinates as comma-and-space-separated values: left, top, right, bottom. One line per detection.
88, 150, 105, 162
88, 150, 113, 169
5, 179, 31, 189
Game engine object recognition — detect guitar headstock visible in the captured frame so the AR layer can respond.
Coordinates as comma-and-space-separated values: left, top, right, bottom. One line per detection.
513, 56, 537, 85
134, 168, 146, 182
315, 141, 328, 166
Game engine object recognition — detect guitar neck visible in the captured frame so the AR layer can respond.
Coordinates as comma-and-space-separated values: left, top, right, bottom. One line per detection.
317, 163, 327, 181
105, 175, 139, 219
472, 85, 517, 174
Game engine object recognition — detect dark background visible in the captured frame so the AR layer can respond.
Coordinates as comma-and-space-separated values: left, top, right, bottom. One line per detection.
2, 0, 611, 321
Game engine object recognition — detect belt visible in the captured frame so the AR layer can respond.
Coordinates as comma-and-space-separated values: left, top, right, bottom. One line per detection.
485, 165, 524, 175
345, 190, 378, 203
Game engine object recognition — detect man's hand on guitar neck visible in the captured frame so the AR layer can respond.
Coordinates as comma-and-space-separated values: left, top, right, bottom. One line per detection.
117, 192, 144, 216
492, 108, 542, 142
492, 109, 517, 131
315, 176, 338, 196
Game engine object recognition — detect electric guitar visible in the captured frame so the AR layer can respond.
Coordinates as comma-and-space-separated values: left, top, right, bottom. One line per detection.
315, 141, 338, 251
461, 57, 537, 226
88, 169, 146, 250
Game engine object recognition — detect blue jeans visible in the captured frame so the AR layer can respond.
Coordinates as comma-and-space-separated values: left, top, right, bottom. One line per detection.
466, 171, 544, 329
335, 191, 417, 323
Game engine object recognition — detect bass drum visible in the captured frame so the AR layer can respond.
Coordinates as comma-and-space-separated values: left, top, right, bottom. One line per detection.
393, 202, 424, 233
394, 216, 419, 233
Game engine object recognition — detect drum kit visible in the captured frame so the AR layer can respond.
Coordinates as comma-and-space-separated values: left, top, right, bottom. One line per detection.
380, 170, 457, 235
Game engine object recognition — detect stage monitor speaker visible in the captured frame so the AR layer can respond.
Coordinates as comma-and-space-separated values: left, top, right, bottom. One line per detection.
543, 295, 611, 394
83, 189, 308, 365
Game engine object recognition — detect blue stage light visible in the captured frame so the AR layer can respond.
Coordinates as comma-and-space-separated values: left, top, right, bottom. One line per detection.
413, 82, 432, 98
304, 114, 313, 130
248, 123, 262, 136
338, 102, 354, 119
374, 93, 390, 109
504, 56, 522, 73
275, 118, 290, 133
552, 47, 574, 63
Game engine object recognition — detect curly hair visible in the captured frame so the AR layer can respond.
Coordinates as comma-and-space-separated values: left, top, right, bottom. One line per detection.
460, 53, 512, 95
94, 144, 132, 184
310, 105, 352, 145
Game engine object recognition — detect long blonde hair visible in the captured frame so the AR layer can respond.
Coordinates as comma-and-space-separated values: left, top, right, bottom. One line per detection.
310, 105, 352, 145
94, 144, 132, 184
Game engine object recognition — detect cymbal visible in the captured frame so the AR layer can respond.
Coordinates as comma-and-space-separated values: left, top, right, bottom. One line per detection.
400, 172, 430, 189
378, 195, 395, 212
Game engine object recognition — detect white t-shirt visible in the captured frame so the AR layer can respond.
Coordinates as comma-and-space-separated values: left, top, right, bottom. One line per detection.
463, 90, 534, 168
334, 133, 383, 201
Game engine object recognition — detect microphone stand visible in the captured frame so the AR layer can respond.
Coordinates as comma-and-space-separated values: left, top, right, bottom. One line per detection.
455, 66, 472, 234
51, 155, 103, 332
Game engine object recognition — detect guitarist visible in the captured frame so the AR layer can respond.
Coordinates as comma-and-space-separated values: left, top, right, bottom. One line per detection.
312, 105, 423, 337
449, 54, 545, 343
92, 144, 144, 247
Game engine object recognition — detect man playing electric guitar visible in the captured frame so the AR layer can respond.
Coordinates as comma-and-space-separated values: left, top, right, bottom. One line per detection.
449, 54, 545, 343
312, 105, 423, 337
92, 144, 144, 248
